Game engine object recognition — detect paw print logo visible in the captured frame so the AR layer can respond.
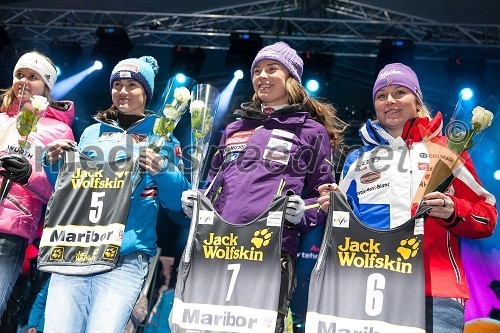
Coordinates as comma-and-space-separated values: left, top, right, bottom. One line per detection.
115, 169, 130, 178
50, 247, 64, 260
397, 238, 421, 260
102, 245, 118, 261
251, 228, 273, 249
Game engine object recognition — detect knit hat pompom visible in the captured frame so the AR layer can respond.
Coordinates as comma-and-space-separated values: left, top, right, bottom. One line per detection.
109, 55, 159, 104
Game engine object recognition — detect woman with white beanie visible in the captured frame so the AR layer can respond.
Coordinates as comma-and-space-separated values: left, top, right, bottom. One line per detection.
0, 51, 75, 321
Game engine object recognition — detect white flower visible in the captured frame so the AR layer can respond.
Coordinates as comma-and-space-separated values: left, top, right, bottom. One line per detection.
174, 87, 191, 104
190, 99, 205, 112
163, 106, 180, 119
30, 95, 49, 111
471, 106, 493, 132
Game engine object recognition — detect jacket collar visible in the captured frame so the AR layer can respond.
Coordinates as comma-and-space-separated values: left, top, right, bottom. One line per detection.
92, 111, 155, 132
233, 102, 308, 125
360, 112, 443, 147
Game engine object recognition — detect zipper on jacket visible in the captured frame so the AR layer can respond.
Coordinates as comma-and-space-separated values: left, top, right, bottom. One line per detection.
6, 195, 31, 216
447, 231, 462, 284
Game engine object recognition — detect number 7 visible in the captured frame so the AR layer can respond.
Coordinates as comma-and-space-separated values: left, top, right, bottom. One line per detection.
226, 264, 241, 302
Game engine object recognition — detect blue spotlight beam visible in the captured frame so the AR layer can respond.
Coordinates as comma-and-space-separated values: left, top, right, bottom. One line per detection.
217, 75, 239, 118
52, 64, 100, 100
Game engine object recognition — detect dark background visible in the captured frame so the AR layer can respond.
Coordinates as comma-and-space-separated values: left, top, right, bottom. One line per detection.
1, 0, 499, 324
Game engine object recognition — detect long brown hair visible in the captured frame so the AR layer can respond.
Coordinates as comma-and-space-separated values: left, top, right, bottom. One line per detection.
0, 51, 54, 112
252, 77, 346, 152
95, 105, 119, 123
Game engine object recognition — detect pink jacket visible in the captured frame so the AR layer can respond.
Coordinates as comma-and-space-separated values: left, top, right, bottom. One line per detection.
0, 100, 75, 242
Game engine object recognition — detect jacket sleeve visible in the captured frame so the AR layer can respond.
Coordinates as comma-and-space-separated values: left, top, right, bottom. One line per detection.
153, 138, 190, 211
23, 160, 53, 204
202, 131, 227, 197
27, 278, 50, 331
33, 107, 75, 196
41, 121, 81, 188
437, 152, 497, 238
294, 127, 335, 232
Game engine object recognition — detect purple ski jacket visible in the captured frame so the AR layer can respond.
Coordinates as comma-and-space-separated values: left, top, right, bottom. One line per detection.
205, 102, 335, 256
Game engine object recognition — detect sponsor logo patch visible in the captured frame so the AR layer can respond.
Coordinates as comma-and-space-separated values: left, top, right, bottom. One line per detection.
359, 171, 381, 184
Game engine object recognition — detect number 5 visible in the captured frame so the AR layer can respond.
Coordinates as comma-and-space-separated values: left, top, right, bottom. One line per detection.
89, 192, 105, 223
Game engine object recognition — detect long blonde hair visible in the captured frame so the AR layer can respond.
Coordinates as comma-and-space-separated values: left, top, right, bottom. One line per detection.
252, 77, 346, 152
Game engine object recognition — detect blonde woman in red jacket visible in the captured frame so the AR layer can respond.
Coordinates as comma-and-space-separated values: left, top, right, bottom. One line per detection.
319, 63, 497, 333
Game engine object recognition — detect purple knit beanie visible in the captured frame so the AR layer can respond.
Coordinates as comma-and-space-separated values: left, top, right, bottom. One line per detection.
109, 56, 159, 104
250, 42, 304, 83
372, 63, 423, 104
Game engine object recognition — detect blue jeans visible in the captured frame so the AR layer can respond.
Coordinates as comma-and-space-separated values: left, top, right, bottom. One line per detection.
426, 296, 465, 333
44, 251, 150, 333
0, 233, 26, 320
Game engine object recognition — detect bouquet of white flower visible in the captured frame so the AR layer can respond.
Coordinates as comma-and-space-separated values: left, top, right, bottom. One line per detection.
189, 84, 220, 191
17, 95, 50, 150
147, 76, 197, 152
426, 104, 494, 195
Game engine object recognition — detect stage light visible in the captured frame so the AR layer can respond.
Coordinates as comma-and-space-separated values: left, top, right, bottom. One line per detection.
306, 79, 320, 93
169, 46, 205, 78
93, 61, 103, 70
55, 65, 62, 77
225, 33, 262, 74
302, 52, 333, 94
52, 61, 102, 99
494, 170, 500, 181
447, 58, 485, 101
175, 73, 187, 83
460, 87, 474, 101
234, 70, 244, 80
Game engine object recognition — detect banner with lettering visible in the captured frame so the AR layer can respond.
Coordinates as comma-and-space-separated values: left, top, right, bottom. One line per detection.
171, 194, 286, 333
306, 191, 426, 333
38, 151, 134, 275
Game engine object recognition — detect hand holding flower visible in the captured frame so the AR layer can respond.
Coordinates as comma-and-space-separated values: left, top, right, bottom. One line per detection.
16, 95, 49, 150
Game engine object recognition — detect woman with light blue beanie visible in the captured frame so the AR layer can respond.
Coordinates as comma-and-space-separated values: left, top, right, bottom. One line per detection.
41, 56, 189, 333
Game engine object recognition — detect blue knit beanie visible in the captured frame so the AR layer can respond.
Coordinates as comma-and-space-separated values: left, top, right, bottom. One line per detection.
250, 42, 304, 84
109, 56, 159, 104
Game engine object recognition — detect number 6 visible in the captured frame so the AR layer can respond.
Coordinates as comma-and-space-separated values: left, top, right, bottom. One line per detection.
365, 273, 385, 316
